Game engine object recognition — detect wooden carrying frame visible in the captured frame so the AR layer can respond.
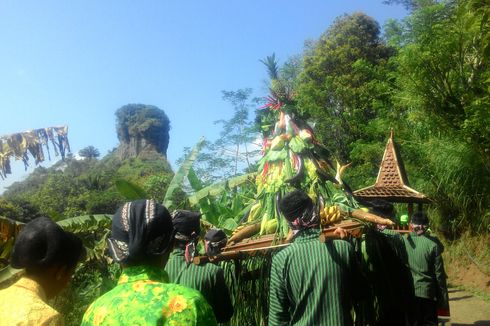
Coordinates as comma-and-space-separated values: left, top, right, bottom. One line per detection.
193, 219, 365, 265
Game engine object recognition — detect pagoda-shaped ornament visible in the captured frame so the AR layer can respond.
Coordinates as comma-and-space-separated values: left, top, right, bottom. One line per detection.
353, 129, 429, 220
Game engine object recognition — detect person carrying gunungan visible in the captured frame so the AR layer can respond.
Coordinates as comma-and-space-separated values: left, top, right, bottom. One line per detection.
269, 189, 364, 326
403, 211, 449, 326
204, 228, 228, 257
165, 210, 233, 324
366, 199, 415, 325
82, 199, 216, 326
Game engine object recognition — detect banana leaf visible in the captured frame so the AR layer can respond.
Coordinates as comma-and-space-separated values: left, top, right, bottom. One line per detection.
187, 167, 204, 192
163, 138, 205, 209
115, 179, 148, 200
0, 266, 22, 287
57, 214, 112, 232
220, 218, 239, 233
188, 172, 256, 207
0, 216, 24, 241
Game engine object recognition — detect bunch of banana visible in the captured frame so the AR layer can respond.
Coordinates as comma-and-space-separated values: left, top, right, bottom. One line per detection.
247, 202, 262, 222
320, 205, 342, 227
260, 218, 278, 235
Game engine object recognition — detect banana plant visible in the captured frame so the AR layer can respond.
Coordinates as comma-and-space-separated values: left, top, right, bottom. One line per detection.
187, 172, 256, 206
182, 171, 256, 233
114, 179, 148, 200
163, 137, 205, 209
0, 265, 22, 287
0, 214, 112, 286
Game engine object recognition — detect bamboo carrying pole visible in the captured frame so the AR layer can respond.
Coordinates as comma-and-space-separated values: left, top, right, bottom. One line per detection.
193, 219, 365, 265
193, 209, 396, 265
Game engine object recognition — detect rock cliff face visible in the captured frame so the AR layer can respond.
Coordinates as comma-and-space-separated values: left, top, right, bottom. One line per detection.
117, 136, 166, 160
115, 104, 170, 160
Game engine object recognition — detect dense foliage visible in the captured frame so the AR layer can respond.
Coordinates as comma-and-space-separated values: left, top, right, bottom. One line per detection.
1, 154, 173, 221
389, 0, 490, 234
296, 1, 489, 235
3, 1, 485, 236
298, 12, 397, 185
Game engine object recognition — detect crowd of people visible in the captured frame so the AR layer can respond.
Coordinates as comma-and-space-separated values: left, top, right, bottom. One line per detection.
0, 191, 449, 326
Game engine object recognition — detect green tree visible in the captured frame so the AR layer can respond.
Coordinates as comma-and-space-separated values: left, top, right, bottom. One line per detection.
143, 175, 172, 200
0, 198, 22, 219
297, 12, 396, 185
215, 89, 260, 174
395, 0, 490, 160
78, 146, 100, 159
183, 89, 260, 185
390, 0, 490, 233
382, 0, 438, 11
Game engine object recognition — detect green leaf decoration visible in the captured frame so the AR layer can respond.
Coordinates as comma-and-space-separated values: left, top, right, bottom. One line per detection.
289, 136, 306, 153
115, 179, 148, 200
267, 148, 288, 161
164, 137, 205, 209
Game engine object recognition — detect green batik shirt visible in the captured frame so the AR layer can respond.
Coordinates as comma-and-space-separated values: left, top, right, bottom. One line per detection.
165, 248, 234, 323
403, 232, 449, 309
269, 228, 361, 326
81, 265, 217, 326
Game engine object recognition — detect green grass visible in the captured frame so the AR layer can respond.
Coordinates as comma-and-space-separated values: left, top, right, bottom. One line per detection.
443, 232, 490, 302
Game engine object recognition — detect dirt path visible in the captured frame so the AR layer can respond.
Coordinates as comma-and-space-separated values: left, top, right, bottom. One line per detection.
448, 288, 490, 325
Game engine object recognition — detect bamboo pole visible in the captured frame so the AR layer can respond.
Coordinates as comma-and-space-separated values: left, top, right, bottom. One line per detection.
193, 219, 365, 265
194, 210, 396, 265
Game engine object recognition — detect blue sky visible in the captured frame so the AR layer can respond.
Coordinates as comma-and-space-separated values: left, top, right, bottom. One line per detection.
0, 1, 407, 192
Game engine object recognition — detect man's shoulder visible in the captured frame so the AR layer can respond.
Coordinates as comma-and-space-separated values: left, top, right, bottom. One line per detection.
274, 237, 353, 259
405, 233, 440, 251
425, 234, 445, 251
181, 261, 223, 280
272, 243, 295, 263
417, 234, 439, 248
167, 251, 185, 263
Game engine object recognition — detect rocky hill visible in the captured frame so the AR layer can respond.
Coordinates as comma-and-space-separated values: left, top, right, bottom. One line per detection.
115, 104, 170, 160
0, 104, 174, 222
